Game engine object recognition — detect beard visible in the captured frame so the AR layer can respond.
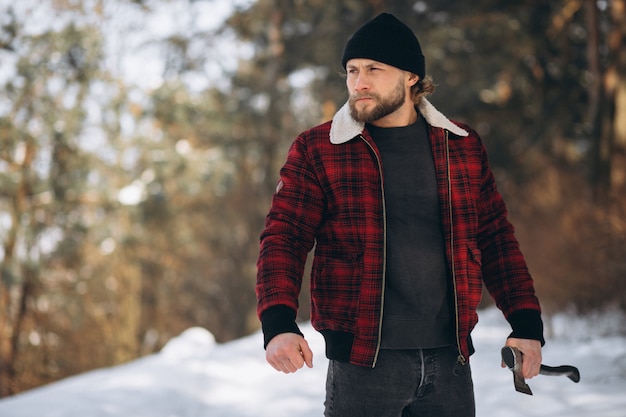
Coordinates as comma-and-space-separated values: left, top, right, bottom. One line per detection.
348, 77, 406, 124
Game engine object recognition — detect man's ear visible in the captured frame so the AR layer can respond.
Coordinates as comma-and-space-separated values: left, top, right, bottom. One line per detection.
407, 72, 419, 86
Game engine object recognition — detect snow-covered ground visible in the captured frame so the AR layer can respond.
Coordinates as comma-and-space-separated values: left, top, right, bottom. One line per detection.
0, 307, 624, 417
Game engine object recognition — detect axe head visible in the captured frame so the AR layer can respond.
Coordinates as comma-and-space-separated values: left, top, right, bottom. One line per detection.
501, 346, 533, 395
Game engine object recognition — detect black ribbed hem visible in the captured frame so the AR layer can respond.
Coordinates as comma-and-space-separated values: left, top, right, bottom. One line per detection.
506, 309, 545, 346
320, 329, 354, 362
260, 305, 303, 349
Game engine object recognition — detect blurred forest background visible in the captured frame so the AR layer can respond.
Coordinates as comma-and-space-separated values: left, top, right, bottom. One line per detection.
1, 0, 625, 397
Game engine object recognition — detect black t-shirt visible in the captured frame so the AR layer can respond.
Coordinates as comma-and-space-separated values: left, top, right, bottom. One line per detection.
367, 116, 455, 349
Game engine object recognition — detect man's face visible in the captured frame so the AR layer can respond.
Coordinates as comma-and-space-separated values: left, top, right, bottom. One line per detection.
346, 59, 410, 125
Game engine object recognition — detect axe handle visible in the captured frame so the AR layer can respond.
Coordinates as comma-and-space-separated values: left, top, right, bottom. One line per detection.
539, 364, 581, 382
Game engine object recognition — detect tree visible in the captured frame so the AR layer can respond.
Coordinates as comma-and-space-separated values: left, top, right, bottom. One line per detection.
0, 12, 105, 394
1, 0, 624, 398
0, 1, 147, 394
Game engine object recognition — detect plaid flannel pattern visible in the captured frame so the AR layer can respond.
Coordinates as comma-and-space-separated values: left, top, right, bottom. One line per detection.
257, 119, 541, 367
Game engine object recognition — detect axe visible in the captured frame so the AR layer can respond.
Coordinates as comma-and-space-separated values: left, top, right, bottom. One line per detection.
501, 346, 580, 395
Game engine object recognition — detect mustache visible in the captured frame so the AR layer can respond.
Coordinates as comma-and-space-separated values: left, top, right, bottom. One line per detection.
353, 94, 375, 99
349, 93, 379, 101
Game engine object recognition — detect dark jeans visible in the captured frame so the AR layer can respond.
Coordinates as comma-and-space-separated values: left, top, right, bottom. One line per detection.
324, 346, 475, 417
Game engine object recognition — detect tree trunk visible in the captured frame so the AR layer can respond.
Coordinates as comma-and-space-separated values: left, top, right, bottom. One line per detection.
609, 0, 626, 198
111, 210, 142, 364
586, 0, 626, 203
585, 0, 610, 203
0, 140, 36, 397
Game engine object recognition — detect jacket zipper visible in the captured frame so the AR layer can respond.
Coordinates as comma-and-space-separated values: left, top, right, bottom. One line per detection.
362, 131, 465, 367
360, 135, 387, 368
446, 130, 467, 366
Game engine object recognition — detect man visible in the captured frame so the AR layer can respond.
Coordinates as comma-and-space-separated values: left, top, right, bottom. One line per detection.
256, 12, 544, 417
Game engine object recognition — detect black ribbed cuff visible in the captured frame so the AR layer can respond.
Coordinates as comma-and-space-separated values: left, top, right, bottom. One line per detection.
506, 309, 545, 346
260, 305, 303, 349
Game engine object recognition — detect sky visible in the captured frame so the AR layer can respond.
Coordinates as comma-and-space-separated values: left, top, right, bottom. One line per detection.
0, 307, 624, 417
0, 0, 254, 89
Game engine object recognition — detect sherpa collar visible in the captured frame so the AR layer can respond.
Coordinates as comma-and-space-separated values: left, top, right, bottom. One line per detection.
329, 97, 469, 144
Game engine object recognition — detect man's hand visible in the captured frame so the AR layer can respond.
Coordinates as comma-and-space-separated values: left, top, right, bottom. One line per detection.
266, 333, 314, 374
503, 338, 542, 379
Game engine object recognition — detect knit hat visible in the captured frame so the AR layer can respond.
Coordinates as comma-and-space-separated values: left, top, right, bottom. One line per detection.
341, 13, 425, 79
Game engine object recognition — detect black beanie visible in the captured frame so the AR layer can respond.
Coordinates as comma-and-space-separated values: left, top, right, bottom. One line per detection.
341, 13, 425, 79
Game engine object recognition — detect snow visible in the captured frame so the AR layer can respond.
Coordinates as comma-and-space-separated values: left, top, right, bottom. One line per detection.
0, 308, 624, 417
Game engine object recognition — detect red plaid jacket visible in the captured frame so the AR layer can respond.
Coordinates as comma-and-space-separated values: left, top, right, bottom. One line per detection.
256, 99, 543, 367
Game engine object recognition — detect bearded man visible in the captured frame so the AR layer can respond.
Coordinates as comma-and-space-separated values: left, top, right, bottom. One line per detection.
256, 12, 544, 417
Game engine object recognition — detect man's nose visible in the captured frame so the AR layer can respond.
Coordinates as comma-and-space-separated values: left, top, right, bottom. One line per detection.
353, 73, 370, 91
